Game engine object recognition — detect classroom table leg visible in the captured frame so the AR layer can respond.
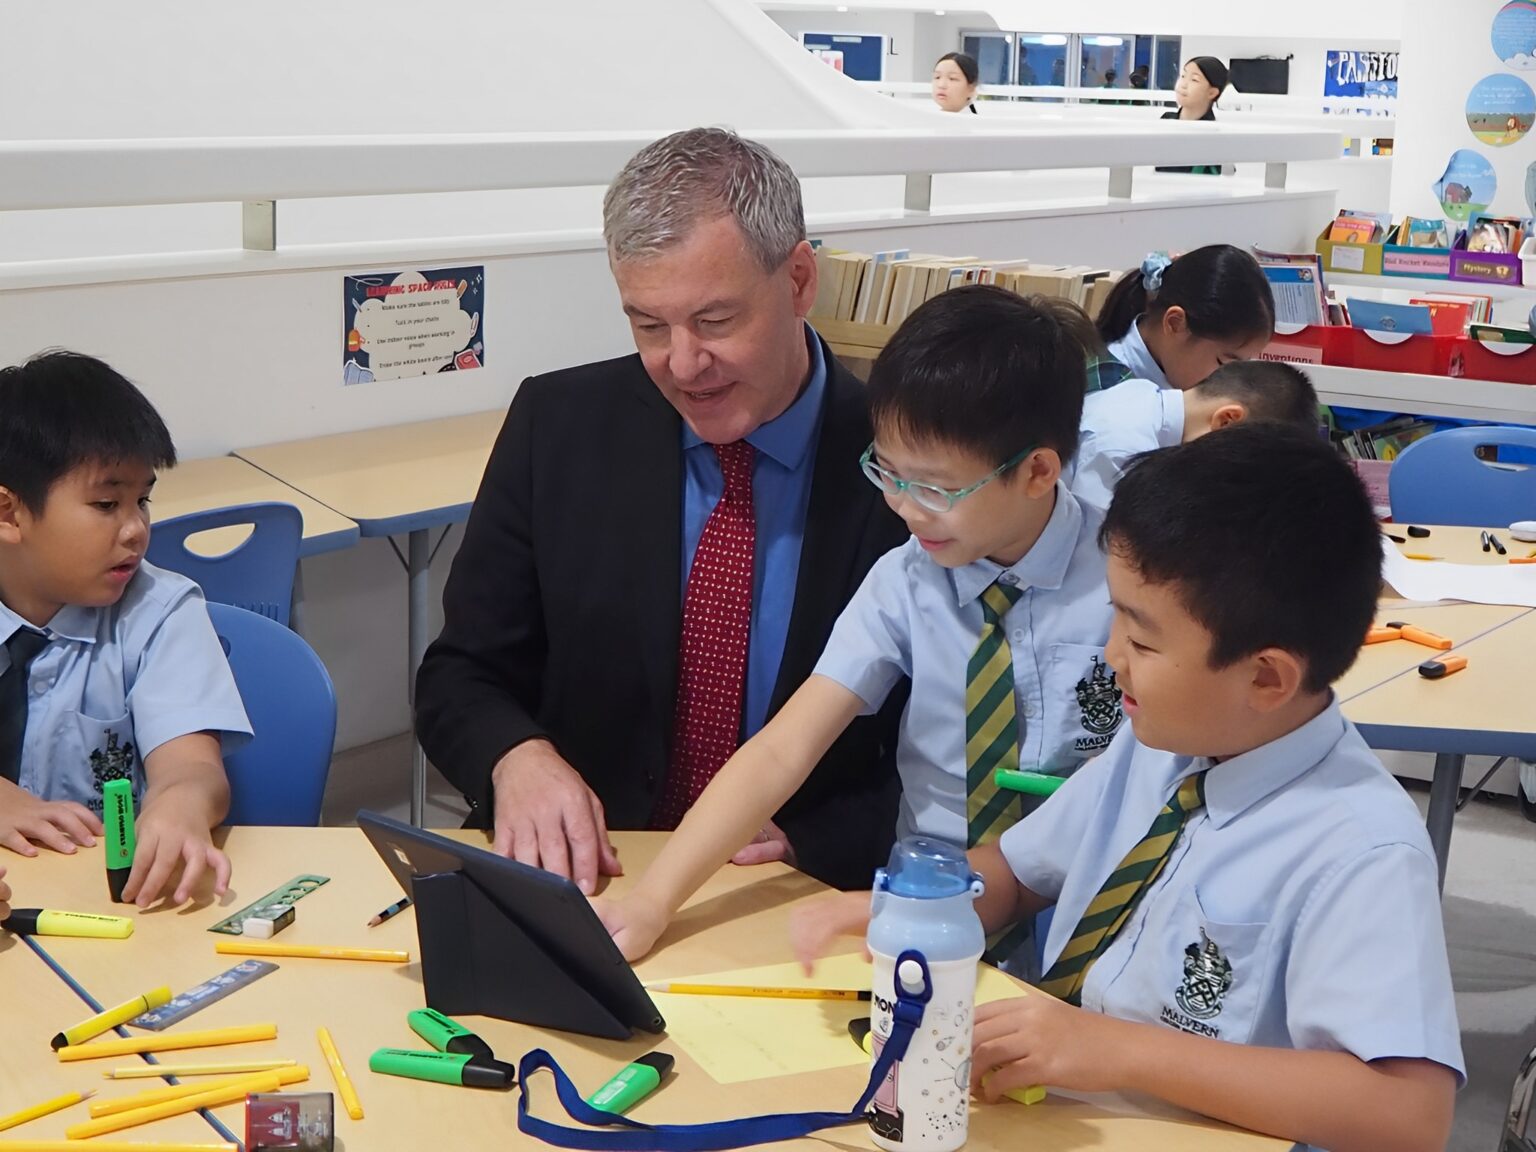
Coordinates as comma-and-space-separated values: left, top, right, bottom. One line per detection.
290, 559, 308, 636
1425, 752, 1465, 894
408, 529, 430, 826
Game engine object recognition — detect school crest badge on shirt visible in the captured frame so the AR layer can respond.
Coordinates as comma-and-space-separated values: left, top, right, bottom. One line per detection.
1161, 929, 1234, 1038
89, 731, 138, 790
1073, 656, 1124, 753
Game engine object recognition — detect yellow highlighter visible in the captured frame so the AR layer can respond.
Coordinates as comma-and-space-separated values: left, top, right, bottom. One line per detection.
1, 909, 133, 940
52, 986, 172, 1050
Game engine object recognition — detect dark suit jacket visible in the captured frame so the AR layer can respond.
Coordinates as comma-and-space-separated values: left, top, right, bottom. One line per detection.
415, 339, 910, 889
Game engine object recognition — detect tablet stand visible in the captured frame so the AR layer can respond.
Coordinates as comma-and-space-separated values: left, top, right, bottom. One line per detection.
411, 869, 632, 1040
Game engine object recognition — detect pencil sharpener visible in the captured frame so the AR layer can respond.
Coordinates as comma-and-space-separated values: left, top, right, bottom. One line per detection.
242, 903, 296, 938
247, 1091, 335, 1152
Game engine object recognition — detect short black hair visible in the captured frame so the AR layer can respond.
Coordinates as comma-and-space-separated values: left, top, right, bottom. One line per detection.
1192, 361, 1321, 433
868, 285, 1087, 468
0, 350, 176, 510
935, 52, 979, 85
1102, 425, 1381, 692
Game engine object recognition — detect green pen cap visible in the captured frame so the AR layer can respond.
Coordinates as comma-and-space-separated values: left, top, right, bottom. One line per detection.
408, 1008, 493, 1059
368, 1048, 515, 1089
103, 779, 137, 902
585, 1052, 674, 1115
992, 768, 1066, 798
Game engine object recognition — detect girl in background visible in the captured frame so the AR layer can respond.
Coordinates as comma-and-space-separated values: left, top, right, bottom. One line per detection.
1096, 245, 1274, 390
1158, 57, 1230, 174
932, 52, 979, 113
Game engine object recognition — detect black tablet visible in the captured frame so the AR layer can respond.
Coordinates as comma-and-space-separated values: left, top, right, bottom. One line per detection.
357, 810, 665, 1040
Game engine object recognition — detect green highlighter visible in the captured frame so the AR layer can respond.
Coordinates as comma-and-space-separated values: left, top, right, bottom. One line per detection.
993, 768, 1066, 798
586, 1053, 675, 1115
407, 1008, 493, 1059
103, 779, 137, 903
369, 1048, 517, 1089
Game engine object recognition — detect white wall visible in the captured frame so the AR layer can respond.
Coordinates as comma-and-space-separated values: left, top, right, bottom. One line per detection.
1183, 36, 1401, 111
765, 9, 921, 82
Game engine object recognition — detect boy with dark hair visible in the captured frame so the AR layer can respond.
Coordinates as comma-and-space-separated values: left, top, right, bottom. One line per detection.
796, 425, 1462, 1152
0, 351, 251, 907
597, 284, 1124, 961
1071, 360, 1321, 508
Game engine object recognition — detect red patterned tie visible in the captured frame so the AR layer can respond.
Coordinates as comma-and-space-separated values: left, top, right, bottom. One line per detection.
652, 441, 756, 830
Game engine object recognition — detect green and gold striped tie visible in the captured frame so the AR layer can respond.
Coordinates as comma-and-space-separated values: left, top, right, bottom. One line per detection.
966, 580, 1025, 849
1036, 772, 1207, 1004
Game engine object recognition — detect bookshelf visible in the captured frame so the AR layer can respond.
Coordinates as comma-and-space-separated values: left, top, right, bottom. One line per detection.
1308, 363, 1536, 427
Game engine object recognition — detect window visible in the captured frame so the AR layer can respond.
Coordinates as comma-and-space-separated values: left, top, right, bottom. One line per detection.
961, 32, 1013, 87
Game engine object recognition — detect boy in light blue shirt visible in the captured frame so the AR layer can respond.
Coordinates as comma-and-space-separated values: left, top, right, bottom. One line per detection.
1070, 361, 1320, 508
0, 351, 251, 908
596, 285, 1120, 961
795, 426, 1461, 1152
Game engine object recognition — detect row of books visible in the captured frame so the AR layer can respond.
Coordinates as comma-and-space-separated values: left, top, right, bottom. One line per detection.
1332, 415, 1437, 462
1326, 208, 1453, 250
809, 247, 1117, 328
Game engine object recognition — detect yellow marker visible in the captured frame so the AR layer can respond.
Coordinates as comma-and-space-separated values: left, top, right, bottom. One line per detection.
0, 1091, 95, 1133
0, 909, 133, 939
52, 986, 172, 1050
317, 1027, 364, 1120
103, 1059, 297, 1079
66, 1069, 298, 1139
90, 1072, 266, 1117
55, 1023, 277, 1062
0, 1143, 236, 1152
644, 981, 870, 1002
215, 939, 409, 963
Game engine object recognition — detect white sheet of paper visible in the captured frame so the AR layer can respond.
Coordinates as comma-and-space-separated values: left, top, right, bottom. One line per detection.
1381, 542, 1536, 608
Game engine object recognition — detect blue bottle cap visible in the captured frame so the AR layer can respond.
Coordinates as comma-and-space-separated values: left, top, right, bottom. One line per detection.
881, 837, 976, 899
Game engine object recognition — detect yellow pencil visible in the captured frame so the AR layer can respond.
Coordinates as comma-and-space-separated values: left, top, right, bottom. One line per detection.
67, 1069, 291, 1139
55, 1023, 277, 1062
214, 939, 409, 963
1404, 553, 1443, 561
643, 981, 872, 1001
0, 1143, 236, 1152
52, 986, 173, 1049
317, 1027, 364, 1120
90, 1071, 270, 1116
103, 1059, 297, 1079
0, 1091, 94, 1133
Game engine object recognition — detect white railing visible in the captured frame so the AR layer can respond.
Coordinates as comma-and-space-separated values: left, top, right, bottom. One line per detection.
0, 124, 1341, 251
869, 80, 1397, 119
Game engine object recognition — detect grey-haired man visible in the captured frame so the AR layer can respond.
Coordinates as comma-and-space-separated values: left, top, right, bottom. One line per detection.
416, 128, 907, 896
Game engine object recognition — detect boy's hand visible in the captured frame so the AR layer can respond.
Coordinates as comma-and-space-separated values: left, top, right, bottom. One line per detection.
789, 889, 872, 974
0, 779, 102, 856
122, 789, 230, 908
591, 892, 670, 962
971, 993, 1131, 1099
0, 864, 10, 921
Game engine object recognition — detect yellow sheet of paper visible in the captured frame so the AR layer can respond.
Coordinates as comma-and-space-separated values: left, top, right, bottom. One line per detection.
652, 953, 1030, 1084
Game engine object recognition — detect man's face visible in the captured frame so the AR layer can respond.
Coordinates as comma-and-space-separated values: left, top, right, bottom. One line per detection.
613, 215, 818, 445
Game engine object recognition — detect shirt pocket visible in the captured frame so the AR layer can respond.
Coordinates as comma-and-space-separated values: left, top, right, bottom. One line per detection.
1158, 885, 1271, 1046
69, 712, 144, 814
1043, 642, 1124, 767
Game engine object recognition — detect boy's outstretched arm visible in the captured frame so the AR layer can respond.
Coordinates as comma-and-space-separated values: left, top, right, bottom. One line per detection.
124, 731, 231, 908
595, 675, 865, 962
972, 996, 1455, 1152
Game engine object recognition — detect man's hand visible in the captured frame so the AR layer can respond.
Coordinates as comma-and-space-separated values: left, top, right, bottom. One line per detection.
971, 993, 1131, 1100
788, 889, 872, 974
729, 818, 796, 868
491, 740, 622, 895
591, 892, 670, 962
123, 786, 231, 908
0, 779, 102, 856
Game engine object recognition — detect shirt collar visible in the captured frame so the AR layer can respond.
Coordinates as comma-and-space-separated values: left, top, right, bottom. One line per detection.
951, 482, 1084, 607
0, 599, 97, 647
681, 324, 827, 470
1156, 389, 1186, 448
1199, 696, 1347, 828
1118, 320, 1171, 389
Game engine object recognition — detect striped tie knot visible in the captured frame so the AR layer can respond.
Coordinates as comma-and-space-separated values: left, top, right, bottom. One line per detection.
980, 581, 1022, 626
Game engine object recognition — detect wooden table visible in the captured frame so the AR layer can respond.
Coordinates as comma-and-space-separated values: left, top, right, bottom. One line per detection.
155, 456, 361, 561
234, 411, 506, 823
1339, 525, 1536, 889
2, 830, 1286, 1152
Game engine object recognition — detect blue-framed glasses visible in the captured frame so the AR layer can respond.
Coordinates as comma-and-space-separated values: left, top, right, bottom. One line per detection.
859, 443, 1035, 513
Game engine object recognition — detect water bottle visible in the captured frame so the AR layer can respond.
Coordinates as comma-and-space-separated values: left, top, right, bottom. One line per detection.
866, 837, 985, 1152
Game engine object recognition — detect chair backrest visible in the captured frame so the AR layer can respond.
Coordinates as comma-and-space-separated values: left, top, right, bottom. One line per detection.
208, 602, 336, 826
1388, 426, 1536, 527
147, 502, 302, 627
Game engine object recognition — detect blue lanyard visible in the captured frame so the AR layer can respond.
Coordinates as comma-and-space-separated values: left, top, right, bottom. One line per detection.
517, 950, 932, 1151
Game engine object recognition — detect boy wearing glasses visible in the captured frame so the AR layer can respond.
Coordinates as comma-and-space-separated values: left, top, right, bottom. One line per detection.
598, 286, 1115, 962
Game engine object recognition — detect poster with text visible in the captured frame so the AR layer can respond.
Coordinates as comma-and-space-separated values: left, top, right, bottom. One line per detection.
1433, 148, 1499, 221
343, 266, 485, 385
1324, 50, 1399, 99
1492, 1, 1536, 70
1465, 73, 1536, 146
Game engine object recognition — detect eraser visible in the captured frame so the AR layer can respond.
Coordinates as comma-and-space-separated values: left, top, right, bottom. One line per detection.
1511, 520, 1536, 543
242, 904, 295, 938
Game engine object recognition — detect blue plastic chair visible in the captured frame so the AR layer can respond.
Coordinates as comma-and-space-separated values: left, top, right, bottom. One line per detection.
208, 603, 337, 826
1388, 426, 1536, 526
148, 502, 302, 627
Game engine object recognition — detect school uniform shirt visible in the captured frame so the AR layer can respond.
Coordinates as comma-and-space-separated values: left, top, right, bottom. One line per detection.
0, 562, 252, 814
1068, 378, 1184, 509
1000, 699, 1465, 1090
1157, 107, 1222, 175
1106, 322, 1171, 389
813, 484, 1120, 845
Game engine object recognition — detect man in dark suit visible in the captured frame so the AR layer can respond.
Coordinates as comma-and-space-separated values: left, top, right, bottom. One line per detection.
415, 128, 908, 895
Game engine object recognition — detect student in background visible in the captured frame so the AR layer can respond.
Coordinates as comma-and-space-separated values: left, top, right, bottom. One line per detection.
1033, 297, 1132, 393
1069, 361, 1320, 509
596, 286, 1121, 962
1097, 245, 1275, 391
932, 53, 980, 114
0, 351, 252, 907
1157, 57, 1230, 175
794, 427, 1462, 1152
